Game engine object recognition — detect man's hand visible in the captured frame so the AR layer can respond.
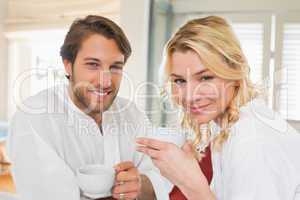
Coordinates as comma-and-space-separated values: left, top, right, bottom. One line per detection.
112, 161, 142, 200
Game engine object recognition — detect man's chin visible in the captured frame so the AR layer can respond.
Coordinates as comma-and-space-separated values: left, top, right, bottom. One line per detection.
84, 102, 111, 114
89, 96, 116, 112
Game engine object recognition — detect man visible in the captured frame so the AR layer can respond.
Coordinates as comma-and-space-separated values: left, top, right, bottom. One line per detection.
7, 15, 170, 200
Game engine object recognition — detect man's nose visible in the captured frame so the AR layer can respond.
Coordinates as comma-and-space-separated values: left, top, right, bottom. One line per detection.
98, 70, 112, 89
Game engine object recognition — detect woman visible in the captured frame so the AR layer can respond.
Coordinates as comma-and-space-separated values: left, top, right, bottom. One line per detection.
136, 16, 300, 200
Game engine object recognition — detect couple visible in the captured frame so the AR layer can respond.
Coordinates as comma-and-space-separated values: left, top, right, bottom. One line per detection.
8, 15, 300, 200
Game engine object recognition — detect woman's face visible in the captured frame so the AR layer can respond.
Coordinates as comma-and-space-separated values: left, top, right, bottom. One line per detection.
169, 50, 237, 124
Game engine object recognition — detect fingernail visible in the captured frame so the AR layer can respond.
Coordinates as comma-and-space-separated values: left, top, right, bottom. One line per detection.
187, 140, 193, 144
136, 138, 141, 143
136, 146, 142, 152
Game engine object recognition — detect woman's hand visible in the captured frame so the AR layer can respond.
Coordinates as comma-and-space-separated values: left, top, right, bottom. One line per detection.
136, 138, 214, 200
136, 138, 199, 186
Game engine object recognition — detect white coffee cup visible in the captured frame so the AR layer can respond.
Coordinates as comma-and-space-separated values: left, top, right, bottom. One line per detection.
76, 164, 115, 198
147, 127, 186, 147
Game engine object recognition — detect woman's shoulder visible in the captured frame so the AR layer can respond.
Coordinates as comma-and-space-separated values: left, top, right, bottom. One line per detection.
223, 98, 300, 163
230, 98, 299, 141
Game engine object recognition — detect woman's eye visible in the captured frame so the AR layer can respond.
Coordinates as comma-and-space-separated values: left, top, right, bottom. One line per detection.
200, 76, 214, 81
173, 79, 186, 85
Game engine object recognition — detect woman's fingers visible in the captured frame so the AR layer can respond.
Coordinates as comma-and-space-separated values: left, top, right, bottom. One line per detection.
136, 138, 169, 150
136, 146, 161, 159
181, 140, 194, 154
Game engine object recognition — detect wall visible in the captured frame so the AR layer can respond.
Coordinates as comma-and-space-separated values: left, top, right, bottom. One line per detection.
0, 0, 8, 121
172, 0, 300, 13
119, 0, 151, 111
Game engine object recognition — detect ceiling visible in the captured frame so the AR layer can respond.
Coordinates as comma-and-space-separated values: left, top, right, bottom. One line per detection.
6, 0, 120, 32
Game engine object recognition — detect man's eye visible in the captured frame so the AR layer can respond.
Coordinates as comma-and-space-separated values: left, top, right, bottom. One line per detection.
173, 79, 186, 85
110, 65, 123, 73
87, 63, 99, 68
200, 76, 214, 81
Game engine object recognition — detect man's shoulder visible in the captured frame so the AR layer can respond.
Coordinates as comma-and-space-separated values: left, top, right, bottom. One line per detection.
113, 96, 147, 120
114, 96, 133, 106
114, 96, 138, 112
17, 85, 65, 115
24, 88, 49, 104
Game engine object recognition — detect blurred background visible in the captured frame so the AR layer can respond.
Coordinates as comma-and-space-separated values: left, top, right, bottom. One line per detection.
0, 0, 300, 193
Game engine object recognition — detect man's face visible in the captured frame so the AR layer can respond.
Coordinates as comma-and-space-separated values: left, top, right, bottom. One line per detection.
64, 34, 125, 114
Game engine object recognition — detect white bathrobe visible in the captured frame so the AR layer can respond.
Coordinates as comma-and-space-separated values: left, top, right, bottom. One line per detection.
211, 99, 300, 200
7, 84, 171, 200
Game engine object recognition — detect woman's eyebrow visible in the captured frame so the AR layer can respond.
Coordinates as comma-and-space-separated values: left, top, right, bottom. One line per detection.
170, 73, 183, 78
170, 69, 209, 78
192, 69, 209, 76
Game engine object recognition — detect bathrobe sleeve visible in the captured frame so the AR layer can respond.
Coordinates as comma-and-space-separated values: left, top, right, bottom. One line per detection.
7, 111, 80, 200
221, 136, 300, 200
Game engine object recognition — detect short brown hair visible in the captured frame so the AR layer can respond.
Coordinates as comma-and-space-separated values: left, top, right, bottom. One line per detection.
60, 15, 132, 65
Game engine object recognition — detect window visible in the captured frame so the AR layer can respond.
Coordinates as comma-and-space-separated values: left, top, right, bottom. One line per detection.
30, 38, 66, 96
275, 15, 300, 120
6, 30, 67, 118
231, 23, 264, 84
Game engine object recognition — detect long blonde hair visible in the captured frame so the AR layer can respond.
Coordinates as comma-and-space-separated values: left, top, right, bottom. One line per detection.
163, 16, 259, 151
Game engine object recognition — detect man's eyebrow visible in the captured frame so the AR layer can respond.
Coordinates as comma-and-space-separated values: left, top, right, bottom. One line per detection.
84, 57, 101, 62
113, 61, 125, 65
84, 58, 124, 65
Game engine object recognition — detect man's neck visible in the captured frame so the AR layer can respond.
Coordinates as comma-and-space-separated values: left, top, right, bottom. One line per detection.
88, 112, 102, 125
68, 85, 102, 125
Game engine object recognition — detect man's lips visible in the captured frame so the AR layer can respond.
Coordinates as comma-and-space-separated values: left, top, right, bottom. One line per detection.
88, 89, 112, 97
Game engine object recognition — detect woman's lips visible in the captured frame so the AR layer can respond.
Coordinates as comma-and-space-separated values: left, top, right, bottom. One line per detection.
189, 103, 211, 114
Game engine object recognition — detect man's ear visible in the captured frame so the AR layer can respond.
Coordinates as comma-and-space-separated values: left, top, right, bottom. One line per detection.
63, 59, 73, 79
